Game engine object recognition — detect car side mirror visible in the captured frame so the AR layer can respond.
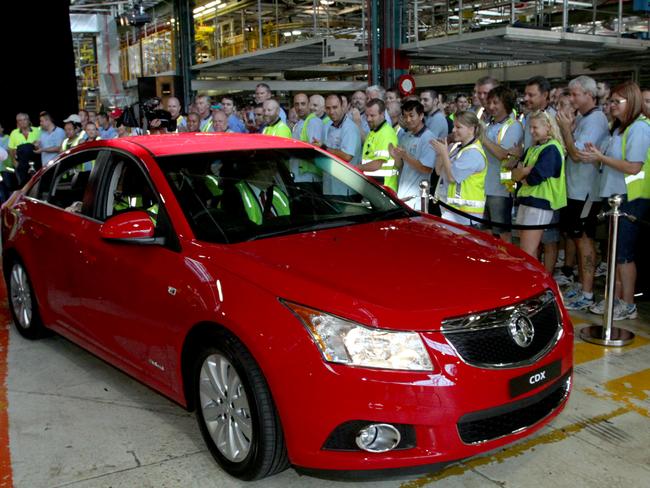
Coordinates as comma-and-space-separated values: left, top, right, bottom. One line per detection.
99, 210, 161, 245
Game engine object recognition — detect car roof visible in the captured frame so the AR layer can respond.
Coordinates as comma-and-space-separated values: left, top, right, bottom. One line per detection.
97, 133, 315, 157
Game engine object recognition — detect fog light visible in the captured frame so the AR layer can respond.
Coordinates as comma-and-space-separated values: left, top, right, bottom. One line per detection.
355, 423, 401, 452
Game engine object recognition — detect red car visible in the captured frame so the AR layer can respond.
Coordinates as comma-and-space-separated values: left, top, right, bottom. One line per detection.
2, 133, 573, 480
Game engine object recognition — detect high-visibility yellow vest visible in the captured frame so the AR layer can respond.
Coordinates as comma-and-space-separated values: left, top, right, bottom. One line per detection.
263, 119, 292, 139
61, 133, 84, 152
300, 113, 318, 142
517, 139, 567, 210
621, 115, 650, 201
200, 117, 213, 132
362, 121, 399, 191
446, 140, 488, 215
235, 182, 290, 225
494, 116, 517, 192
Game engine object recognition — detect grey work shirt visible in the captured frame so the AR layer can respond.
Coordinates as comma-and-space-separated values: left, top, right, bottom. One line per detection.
396, 126, 437, 210
425, 110, 449, 140
484, 115, 524, 197
322, 115, 362, 196
565, 107, 609, 201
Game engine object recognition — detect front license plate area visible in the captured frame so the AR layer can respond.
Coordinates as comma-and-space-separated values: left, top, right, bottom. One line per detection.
509, 359, 562, 398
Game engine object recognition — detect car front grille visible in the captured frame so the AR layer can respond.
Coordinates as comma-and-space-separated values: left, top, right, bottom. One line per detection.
441, 290, 562, 368
457, 371, 571, 444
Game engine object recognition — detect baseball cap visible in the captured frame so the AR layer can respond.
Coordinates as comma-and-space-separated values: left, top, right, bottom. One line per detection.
109, 108, 124, 119
63, 114, 82, 124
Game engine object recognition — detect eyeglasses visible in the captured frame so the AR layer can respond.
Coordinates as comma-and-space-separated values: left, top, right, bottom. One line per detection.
610, 98, 627, 106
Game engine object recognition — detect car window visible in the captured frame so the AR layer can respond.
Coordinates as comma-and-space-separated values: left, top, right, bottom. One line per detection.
97, 152, 176, 246
47, 150, 100, 215
26, 166, 56, 201
157, 148, 413, 244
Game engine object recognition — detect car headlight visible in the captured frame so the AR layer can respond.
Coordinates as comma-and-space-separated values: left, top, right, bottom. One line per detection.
284, 301, 433, 371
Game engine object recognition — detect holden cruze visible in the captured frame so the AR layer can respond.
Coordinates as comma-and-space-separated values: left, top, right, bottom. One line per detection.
2, 133, 573, 480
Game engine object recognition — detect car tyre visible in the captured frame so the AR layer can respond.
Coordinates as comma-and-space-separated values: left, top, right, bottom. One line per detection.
7, 261, 47, 339
194, 332, 289, 480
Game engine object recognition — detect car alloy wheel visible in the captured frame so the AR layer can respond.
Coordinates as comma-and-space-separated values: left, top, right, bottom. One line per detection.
7, 261, 46, 339
199, 353, 253, 462
10, 263, 33, 330
193, 334, 289, 480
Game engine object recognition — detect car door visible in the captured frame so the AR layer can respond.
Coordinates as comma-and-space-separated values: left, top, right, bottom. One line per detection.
72, 149, 195, 391
16, 149, 104, 331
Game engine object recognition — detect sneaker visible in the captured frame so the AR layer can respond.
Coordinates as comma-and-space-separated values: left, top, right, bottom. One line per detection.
589, 297, 621, 315
554, 272, 573, 287
564, 294, 595, 311
613, 302, 638, 321
562, 283, 582, 301
595, 262, 608, 278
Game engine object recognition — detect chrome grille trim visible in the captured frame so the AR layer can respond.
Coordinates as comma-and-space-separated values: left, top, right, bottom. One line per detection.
441, 290, 556, 334
440, 290, 563, 369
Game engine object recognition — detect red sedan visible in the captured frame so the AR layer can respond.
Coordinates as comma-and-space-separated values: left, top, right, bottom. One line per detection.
1, 133, 573, 480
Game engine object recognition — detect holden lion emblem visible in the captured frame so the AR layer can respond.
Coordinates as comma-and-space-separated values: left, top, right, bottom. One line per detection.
508, 313, 535, 348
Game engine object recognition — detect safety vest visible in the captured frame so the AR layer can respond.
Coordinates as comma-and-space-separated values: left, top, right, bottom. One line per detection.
320, 114, 331, 125
517, 139, 567, 210
235, 182, 290, 225
200, 117, 213, 133
446, 140, 488, 215
300, 113, 318, 142
621, 115, 650, 201
362, 121, 399, 191
263, 119, 292, 139
61, 133, 84, 152
494, 116, 517, 192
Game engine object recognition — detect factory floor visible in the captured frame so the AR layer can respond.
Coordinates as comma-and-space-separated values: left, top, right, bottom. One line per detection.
1, 290, 649, 488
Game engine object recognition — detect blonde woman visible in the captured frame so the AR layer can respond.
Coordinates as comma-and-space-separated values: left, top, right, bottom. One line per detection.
431, 111, 487, 226
512, 111, 567, 258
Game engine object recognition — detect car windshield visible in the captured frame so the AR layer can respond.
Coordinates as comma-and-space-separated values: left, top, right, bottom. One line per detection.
157, 148, 414, 243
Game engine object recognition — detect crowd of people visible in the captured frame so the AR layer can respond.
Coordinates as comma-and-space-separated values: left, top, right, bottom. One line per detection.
1, 77, 649, 320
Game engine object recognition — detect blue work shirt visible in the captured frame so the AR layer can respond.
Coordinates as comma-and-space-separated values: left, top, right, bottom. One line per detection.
484, 115, 524, 197
397, 126, 437, 210
39, 126, 65, 166
228, 114, 246, 133
98, 125, 117, 140
565, 107, 609, 201
322, 115, 362, 196
425, 110, 449, 140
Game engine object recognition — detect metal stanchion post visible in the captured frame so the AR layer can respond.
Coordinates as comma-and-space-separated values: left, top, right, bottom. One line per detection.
580, 194, 635, 346
419, 180, 430, 213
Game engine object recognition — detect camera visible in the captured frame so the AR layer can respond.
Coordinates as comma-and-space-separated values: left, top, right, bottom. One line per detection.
141, 97, 177, 132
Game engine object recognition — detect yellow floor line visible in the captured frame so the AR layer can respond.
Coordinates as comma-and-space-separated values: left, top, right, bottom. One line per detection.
583, 368, 650, 419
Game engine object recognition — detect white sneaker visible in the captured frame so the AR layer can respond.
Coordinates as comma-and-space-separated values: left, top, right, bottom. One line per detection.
613, 302, 638, 321
589, 297, 621, 316
595, 262, 608, 278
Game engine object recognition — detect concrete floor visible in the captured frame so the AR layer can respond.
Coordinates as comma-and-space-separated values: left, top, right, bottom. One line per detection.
2, 300, 650, 488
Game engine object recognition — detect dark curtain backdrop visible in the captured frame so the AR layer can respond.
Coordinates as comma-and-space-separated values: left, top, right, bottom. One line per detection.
2, 1, 78, 132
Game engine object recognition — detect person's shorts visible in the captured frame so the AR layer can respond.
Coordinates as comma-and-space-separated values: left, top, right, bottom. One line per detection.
560, 198, 601, 239
541, 210, 561, 244
615, 197, 650, 264
483, 195, 513, 234
517, 204, 554, 227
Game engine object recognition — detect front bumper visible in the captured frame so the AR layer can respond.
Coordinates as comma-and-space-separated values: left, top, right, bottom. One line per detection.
276, 316, 573, 472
